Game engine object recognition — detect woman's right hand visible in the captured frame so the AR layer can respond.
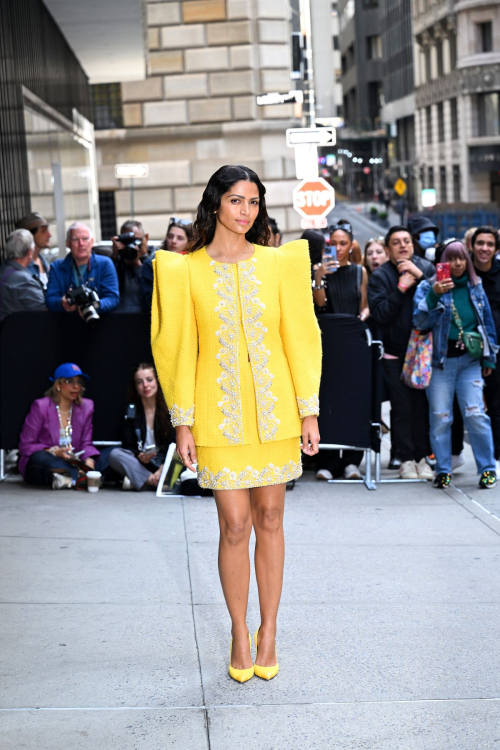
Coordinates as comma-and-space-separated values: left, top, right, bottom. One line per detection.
176, 426, 198, 472
315, 261, 338, 283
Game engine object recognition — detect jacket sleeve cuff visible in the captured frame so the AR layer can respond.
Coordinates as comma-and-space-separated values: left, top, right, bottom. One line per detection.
170, 404, 195, 427
296, 395, 319, 419
425, 287, 440, 310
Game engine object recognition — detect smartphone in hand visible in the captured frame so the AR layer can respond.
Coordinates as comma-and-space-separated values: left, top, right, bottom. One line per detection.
436, 262, 451, 282
323, 245, 338, 272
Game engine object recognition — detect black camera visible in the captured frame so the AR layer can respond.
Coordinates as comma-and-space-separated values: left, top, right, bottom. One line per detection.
66, 284, 100, 323
117, 231, 142, 261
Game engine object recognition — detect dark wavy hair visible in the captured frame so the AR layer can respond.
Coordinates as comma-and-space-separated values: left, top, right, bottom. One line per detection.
301, 229, 325, 266
438, 241, 480, 286
128, 363, 172, 448
188, 165, 271, 251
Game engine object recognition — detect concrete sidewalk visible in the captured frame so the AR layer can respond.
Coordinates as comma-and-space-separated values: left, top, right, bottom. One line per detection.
1, 474, 500, 749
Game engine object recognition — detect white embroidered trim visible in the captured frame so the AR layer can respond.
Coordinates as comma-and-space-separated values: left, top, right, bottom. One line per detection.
296, 394, 319, 419
212, 261, 243, 445
170, 404, 195, 427
239, 260, 280, 442
198, 460, 302, 490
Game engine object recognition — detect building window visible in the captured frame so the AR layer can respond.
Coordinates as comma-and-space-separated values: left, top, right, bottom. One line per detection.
333, 35, 340, 51
428, 166, 434, 189
91, 83, 123, 130
436, 39, 444, 76
450, 98, 458, 139
453, 165, 461, 202
366, 35, 382, 60
424, 47, 432, 83
478, 92, 500, 136
347, 44, 356, 68
341, 55, 347, 75
440, 166, 447, 203
426, 106, 432, 144
99, 191, 117, 240
437, 102, 445, 142
449, 31, 457, 69
477, 21, 493, 53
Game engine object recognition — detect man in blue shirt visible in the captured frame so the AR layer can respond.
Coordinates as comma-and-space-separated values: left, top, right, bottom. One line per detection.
46, 222, 119, 314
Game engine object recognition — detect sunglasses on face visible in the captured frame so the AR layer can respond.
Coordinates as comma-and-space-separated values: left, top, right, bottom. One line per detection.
168, 217, 192, 228
329, 223, 353, 235
61, 378, 85, 387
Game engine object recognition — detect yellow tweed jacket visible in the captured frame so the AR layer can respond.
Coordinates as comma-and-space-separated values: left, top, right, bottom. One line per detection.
151, 240, 322, 448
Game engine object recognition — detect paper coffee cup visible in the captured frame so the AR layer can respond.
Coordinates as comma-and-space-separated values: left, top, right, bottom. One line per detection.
86, 470, 101, 493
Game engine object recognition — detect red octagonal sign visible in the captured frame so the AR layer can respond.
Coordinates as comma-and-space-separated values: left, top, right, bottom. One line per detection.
293, 177, 335, 219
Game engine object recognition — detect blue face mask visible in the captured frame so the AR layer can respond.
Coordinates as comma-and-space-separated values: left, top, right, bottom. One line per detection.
418, 230, 436, 250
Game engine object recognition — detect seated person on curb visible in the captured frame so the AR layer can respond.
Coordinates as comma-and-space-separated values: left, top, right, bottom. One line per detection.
16, 212, 51, 290
368, 225, 435, 480
141, 218, 193, 312
18, 363, 102, 489
413, 241, 498, 490
111, 220, 153, 312
45, 222, 119, 315
0, 229, 45, 321
109, 362, 175, 490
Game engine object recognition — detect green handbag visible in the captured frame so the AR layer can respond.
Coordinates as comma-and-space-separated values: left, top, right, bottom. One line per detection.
451, 301, 484, 359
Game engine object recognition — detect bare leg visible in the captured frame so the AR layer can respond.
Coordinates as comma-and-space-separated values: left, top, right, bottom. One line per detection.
250, 482, 286, 666
213, 488, 253, 670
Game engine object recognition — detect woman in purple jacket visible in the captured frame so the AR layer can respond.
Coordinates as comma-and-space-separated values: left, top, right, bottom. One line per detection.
18, 363, 100, 489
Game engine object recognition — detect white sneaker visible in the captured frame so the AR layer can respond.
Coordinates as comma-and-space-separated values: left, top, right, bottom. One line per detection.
52, 473, 73, 490
122, 476, 133, 490
344, 464, 362, 480
400, 460, 418, 479
496, 460, 500, 476
316, 468, 333, 480
451, 452, 465, 472
417, 457, 434, 481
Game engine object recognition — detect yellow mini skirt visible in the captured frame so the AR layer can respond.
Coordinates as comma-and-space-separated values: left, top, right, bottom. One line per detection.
197, 436, 302, 490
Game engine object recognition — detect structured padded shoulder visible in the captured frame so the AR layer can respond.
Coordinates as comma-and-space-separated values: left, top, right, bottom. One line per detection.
275, 239, 309, 262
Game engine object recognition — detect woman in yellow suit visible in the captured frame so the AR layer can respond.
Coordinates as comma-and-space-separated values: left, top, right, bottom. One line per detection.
152, 165, 322, 683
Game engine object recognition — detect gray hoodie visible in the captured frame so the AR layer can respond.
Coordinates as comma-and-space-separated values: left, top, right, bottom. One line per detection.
0, 258, 45, 320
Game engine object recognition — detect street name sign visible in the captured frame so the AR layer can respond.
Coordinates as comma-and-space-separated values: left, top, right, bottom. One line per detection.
293, 178, 335, 219
114, 163, 149, 179
286, 127, 336, 147
256, 90, 303, 106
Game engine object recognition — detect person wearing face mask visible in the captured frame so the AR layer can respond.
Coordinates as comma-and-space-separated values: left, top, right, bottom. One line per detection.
368, 226, 435, 479
471, 226, 500, 469
408, 216, 439, 263
413, 242, 498, 489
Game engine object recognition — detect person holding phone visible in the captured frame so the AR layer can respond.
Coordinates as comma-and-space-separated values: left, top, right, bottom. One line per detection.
312, 220, 369, 480
18, 363, 100, 489
413, 241, 498, 489
108, 363, 174, 490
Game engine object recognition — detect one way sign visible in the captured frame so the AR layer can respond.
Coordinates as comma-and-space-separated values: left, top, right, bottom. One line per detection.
286, 127, 336, 147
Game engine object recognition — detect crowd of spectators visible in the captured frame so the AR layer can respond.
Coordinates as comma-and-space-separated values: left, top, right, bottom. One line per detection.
3, 205, 500, 493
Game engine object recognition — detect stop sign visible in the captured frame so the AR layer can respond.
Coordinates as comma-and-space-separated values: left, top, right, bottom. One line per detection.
293, 177, 335, 219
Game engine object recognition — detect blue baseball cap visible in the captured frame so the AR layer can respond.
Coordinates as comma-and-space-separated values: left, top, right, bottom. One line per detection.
49, 363, 90, 382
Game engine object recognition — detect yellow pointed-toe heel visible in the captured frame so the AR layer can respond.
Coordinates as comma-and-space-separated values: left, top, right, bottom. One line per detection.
229, 632, 254, 683
254, 627, 279, 680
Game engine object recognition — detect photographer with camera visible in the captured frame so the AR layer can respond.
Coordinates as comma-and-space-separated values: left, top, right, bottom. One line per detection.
46, 222, 119, 320
108, 363, 175, 490
111, 220, 153, 312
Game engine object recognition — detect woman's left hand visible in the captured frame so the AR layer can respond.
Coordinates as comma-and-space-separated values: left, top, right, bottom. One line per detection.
85, 457, 95, 469
301, 415, 320, 455
483, 367, 493, 378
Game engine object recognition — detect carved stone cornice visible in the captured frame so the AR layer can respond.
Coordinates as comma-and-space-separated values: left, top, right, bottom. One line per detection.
415, 64, 500, 107
415, 69, 461, 107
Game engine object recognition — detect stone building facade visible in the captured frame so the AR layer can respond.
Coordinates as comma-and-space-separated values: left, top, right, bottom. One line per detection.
413, 0, 500, 208
95, 0, 303, 241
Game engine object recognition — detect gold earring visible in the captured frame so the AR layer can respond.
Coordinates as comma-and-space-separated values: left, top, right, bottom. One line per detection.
57, 387, 60, 391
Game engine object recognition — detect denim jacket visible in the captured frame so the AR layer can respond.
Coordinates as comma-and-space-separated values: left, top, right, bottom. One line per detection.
413, 278, 498, 369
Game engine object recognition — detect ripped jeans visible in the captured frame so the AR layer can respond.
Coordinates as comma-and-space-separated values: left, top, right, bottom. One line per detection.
427, 353, 495, 475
